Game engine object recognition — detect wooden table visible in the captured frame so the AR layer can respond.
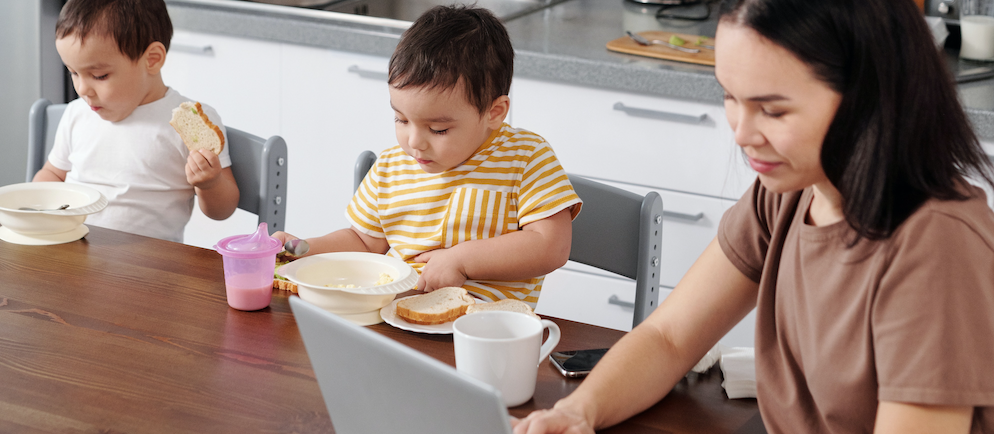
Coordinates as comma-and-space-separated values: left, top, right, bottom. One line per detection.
0, 226, 764, 433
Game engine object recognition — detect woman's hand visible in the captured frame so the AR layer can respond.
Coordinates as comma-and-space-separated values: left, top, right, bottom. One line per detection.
413, 248, 468, 292
511, 407, 595, 434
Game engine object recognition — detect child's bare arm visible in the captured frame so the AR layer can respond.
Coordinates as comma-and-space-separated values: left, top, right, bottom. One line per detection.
188, 149, 239, 220
414, 208, 573, 292
32, 162, 68, 182
272, 227, 390, 257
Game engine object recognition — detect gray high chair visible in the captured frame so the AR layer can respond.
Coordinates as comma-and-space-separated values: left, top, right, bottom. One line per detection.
352, 151, 664, 328
27, 98, 289, 232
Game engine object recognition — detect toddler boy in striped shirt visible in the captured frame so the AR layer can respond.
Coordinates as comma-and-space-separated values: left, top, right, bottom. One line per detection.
275, 5, 582, 307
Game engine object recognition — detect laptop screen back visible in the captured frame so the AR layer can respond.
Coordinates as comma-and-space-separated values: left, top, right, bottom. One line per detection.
289, 296, 513, 434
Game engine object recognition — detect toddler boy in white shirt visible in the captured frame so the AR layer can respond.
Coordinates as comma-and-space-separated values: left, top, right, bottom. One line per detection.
33, 0, 239, 243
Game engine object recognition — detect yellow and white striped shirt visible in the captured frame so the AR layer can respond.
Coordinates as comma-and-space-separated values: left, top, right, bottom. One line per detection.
347, 123, 582, 306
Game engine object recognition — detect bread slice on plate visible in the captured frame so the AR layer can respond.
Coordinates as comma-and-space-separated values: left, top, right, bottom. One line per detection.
466, 299, 539, 319
396, 287, 475, 325
170, 101, 224, 154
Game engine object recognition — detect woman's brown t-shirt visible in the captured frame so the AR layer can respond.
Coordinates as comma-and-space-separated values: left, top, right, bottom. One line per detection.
718, 180, 994, 433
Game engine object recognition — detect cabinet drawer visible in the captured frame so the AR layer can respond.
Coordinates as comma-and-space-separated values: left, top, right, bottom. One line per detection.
577, 178, 737, 288
537, 267, 672, 332
511, 78, 755, 200
539, 266, 756, 345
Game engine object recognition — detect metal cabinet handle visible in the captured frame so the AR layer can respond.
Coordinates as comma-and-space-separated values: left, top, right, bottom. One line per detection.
662, 210, 705, 221
347, 65, 389, 81
613, 102, 707, 124
171, 43, 214, 55
608, 294, 635, 309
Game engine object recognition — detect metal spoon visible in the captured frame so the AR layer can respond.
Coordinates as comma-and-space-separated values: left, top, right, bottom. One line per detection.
626, 31, 700, 54
18, 204, 70, 211
283, 238, 310, 257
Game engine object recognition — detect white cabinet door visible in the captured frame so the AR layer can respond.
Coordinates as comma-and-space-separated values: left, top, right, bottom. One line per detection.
511, 78, 755, 200
163, 30, 281, 137
590, 178, 737, 288
279, 44, 396, 239
162, 30, 282, 249
538, 265, 756, 347
536, 266, 657, 332
539, 178, 755, 346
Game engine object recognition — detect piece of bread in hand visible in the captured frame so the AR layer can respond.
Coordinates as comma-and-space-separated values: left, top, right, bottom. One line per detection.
466, 299, 539, 320
396, 287, 475, 325
170, 101, 224, 154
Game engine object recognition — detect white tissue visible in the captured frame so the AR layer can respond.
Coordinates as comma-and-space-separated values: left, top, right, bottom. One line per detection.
690, 343, 722, 373
718, 345, 756, 399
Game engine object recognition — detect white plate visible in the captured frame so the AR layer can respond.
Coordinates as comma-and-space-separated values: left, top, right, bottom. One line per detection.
380, 295, 485, 334
0, 224, 89, 245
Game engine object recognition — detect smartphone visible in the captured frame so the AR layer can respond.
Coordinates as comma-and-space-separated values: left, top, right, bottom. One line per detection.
549, 348, 609, 378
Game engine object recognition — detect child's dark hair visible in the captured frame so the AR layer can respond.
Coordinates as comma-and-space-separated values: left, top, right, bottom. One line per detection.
56, 0, 172, 62
719, 0, 994, 243
388, 5, 514, 114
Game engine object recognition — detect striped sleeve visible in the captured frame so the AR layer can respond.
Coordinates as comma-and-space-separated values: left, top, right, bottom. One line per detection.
517, 140, 582, 226
345, 154, 386, 238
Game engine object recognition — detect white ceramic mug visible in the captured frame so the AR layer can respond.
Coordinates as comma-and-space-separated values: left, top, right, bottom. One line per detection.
961, 0, 994, 60
452, 311, 561, 407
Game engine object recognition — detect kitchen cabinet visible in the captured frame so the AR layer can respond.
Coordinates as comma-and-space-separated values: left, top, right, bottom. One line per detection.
163, 30, 282, 137
510, 77, 755, 200
513, 77, 757, 346
162, 30, 283, 248
279, 43, 396, 238
534, 178, 757, 347
162, 31, 397, 247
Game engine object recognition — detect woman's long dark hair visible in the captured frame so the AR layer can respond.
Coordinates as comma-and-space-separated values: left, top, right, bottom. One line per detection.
719, 0, 994, 242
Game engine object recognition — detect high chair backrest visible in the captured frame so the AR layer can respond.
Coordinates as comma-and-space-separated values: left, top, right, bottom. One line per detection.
352, 151, 663, 328
27, 98, 288, 232
27, 99, 64, 182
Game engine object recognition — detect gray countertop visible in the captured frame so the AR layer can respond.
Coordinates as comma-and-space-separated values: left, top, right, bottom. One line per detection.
166, 0, 994, 142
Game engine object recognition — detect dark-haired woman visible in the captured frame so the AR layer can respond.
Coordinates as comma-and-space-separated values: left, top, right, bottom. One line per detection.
512, 0, 994, 433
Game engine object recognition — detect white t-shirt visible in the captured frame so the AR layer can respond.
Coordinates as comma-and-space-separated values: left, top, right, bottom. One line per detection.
48, 88, 232, 242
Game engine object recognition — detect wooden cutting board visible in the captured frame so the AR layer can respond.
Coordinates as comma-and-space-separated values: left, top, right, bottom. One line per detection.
606, 31, 715, 66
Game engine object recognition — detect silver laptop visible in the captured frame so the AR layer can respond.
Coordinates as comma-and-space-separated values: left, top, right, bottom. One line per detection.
289, 296, 514, 434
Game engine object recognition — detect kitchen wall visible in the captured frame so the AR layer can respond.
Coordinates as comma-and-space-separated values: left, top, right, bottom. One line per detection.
0, 0, 66, 187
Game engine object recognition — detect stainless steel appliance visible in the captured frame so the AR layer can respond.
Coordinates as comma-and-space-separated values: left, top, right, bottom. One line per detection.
0, 0, 69, 187
243, 0, 570, 22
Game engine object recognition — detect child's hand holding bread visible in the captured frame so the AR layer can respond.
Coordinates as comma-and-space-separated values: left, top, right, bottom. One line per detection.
170, 101, 226, 188
413, 248, 469, 293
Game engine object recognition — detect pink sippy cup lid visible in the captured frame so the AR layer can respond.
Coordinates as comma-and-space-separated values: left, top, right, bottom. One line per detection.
214, 223, 283, 258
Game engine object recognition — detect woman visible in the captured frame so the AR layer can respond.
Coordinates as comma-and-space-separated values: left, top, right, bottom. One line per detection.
512, 0, 994, 433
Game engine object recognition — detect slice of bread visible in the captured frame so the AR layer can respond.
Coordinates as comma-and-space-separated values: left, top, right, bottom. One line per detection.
170, 101, 224, 154
466, 299, 539, 320
273, 257, 298, 293
273, 277, 297, 293
396, 287, 475, 325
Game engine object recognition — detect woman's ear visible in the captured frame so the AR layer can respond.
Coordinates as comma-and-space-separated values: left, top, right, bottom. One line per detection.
486, 95, 511, 128
143, 41, 167, 73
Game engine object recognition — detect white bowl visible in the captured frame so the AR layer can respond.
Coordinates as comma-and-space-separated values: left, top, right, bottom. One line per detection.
278, 252, 418, 325
0, 183, 107, 235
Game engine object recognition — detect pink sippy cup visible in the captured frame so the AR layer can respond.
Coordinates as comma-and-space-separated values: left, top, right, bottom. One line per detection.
214, 223, 283, 311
